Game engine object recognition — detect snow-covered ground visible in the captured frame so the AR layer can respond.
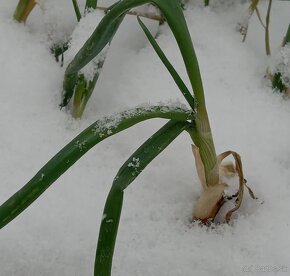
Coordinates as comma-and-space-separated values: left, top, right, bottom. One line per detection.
0, 0, 290, 275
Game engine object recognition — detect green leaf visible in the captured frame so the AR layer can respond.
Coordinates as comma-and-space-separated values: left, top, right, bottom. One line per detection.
0, 105, 193, 229
72, 57, 105, 118
72, 0, 82, 22
94, 120, 190, 276
61, 14, 125, 107
137, 17, 195, 111
85, 0, 98, 11
283, 24, 290, 46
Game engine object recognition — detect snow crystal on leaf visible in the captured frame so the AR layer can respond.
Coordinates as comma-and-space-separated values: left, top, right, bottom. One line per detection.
128, 157, 140, 168
90, 101, 192, 137
75, 140, 87, 151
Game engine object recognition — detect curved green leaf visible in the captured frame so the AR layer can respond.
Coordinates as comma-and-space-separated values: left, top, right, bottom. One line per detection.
0, 105, 193, 229
94, 120, 190, 276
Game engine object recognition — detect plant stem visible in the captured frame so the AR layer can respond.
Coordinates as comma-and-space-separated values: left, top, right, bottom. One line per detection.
265, 0, 272, 56
156, 3, 218, 185
255, 7, 266, 29
204, 0, 209, 6
14, 0, 36, 23
0, 106, 192, 229
188, 123, 218, 186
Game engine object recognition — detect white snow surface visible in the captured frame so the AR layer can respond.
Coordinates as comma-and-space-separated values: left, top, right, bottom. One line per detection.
1, 0, 290, 275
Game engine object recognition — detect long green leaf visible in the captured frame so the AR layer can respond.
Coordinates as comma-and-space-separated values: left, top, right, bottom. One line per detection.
0, 105, 193, 229
72, 0, 82, 22
137, 17, 195, 110
94, 120, 190, 276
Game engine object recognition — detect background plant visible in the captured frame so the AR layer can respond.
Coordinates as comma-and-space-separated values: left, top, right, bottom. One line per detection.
240, 0, 272, 55
13, 0, 164, 118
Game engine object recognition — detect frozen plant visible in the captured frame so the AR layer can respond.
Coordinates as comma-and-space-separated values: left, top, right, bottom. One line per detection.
1, 0, 255, 275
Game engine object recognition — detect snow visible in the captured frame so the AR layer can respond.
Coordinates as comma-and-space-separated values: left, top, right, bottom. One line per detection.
1, 0, 290, 275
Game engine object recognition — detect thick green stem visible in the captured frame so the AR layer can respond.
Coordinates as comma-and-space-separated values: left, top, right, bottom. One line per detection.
188, 122, 218, 187
14, 0, 36, 23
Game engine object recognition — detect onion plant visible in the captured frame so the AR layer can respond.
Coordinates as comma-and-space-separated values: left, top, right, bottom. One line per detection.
1, 0, 254, 275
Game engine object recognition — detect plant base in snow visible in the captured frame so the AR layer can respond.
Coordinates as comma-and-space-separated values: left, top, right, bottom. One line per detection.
192, 145, 256, 224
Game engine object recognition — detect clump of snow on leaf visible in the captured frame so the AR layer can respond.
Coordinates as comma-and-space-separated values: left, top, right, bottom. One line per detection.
91, 100, 192, 138
65, 10, 107, 82
128, 157, 140, 168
